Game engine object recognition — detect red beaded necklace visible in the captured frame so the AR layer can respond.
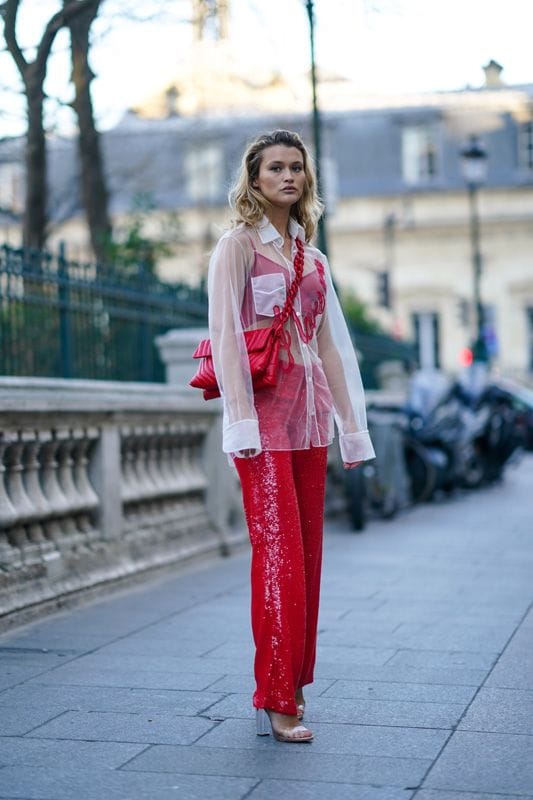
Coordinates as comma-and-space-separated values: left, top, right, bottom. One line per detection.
275, 237, 305, 328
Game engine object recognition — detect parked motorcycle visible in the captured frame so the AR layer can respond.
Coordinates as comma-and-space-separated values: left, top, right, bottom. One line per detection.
401, 372, 524, 501
343, 406, 411, 529
332, 369, 527, 530
404, 387, 490, 497
469, 383, 526, 483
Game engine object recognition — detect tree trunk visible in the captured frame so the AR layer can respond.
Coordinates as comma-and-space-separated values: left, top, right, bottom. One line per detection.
23, 64, 47, 249
1, 0, 104, 250
68, 0, 112, 263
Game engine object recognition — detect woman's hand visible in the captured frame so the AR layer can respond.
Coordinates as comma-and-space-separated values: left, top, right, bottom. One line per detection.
238, 449, 258, 458
343, 460, 363, 470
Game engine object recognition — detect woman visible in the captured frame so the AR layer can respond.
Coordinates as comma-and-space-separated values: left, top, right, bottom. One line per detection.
207, 130, 375, 742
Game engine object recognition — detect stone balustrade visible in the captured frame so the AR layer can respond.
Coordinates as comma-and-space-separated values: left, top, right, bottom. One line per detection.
0, 377, 234, 624
0, 337, 407, 627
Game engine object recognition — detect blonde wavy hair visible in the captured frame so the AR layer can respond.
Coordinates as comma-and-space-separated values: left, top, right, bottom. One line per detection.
229, 130, 323, 243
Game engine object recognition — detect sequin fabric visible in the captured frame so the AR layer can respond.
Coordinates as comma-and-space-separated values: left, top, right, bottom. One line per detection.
234, 446, 328, 715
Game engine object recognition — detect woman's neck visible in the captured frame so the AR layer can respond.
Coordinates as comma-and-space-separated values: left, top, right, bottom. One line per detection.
266, 208, 291, 241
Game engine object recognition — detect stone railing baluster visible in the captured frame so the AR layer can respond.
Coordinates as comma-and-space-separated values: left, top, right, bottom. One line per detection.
22, 432, 61, 572
71, 427, 99, 541
120, 426, 141, 506
56, 430, 87, 551
157, 426, 176, 496
0, 376, 231, 623
168, 424, 187, 496
191, 420, 209, 490
0, 435, 21, 569
4, 432, 42, 566
39, 433, 74, 552
134, 427, 158, 500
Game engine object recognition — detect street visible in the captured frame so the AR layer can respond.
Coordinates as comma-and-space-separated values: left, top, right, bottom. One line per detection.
0, 455, 532, 800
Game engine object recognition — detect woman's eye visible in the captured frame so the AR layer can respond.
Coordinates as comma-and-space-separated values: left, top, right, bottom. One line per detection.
292, 165, 303, 172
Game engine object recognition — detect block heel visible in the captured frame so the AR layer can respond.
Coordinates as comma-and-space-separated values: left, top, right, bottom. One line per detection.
256, 707, 271, 736
255, 707, 313, 742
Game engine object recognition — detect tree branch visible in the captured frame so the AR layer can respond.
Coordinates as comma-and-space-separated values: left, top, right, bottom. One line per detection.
1, 0, 27, 76
1, 0, 103, 81
36, 0, 103, 74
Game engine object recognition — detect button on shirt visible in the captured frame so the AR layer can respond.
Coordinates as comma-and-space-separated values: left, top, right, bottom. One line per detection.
207, 217, 375, 463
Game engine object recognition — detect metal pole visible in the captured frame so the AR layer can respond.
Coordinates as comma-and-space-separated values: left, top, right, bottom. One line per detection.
305, 0, 328, 258
57, 240, 73, 378
137, 261, 152, 381
467, 183, 487, 362
383, 212, 395, 310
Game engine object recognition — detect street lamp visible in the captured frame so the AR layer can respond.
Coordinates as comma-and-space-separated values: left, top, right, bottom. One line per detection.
305, 0, 328, 258
460, 135, 489, 362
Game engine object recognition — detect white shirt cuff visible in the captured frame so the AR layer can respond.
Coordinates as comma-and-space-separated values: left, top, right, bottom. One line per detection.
339, 431, 375, 463
222, 418, 262, 455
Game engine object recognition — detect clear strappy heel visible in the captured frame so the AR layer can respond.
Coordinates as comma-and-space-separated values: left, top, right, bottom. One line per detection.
255, 708, 313, 742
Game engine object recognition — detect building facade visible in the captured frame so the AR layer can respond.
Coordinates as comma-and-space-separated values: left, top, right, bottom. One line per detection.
1, 59, 533, 380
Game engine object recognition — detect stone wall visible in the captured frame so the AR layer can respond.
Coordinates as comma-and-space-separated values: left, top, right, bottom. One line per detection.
0, 377, 239, 626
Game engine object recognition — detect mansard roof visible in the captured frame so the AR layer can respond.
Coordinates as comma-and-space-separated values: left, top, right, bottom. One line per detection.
1, 82, 532, 222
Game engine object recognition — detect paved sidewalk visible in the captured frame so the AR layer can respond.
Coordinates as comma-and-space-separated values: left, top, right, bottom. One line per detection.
1, 456, 532, 800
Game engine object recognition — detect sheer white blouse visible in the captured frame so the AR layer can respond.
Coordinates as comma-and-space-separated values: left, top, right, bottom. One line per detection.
207, 216, 375, 463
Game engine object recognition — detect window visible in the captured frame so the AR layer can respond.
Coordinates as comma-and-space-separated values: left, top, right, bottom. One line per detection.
0, 162, 24, 214
402, 125, 439, 186
184, 143, 223, 204
412, 311, 440, 369
518, 122, 533, 173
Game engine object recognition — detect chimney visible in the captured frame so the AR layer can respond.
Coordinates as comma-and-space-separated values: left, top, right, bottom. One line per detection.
165, 85, 179, 117
193, 0, 230, 42
483, 60, 504, 88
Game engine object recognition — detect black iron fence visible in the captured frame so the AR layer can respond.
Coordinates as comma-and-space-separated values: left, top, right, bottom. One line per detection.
0, 242, 413, 385
0, 243, 208, 382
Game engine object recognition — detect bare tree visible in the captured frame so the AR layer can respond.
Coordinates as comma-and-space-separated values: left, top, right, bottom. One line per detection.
0, 0, 100, 249
65, 0, 111, 263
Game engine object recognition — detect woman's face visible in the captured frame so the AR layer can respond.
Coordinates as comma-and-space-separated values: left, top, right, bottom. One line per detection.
253, 145, 306, 210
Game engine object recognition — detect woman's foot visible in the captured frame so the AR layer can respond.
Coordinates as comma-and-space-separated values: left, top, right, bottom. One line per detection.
256, 708, 313, 742
295, 688, 305, 721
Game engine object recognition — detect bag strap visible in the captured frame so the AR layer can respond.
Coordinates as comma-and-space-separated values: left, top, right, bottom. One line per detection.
274, 237, 305, 329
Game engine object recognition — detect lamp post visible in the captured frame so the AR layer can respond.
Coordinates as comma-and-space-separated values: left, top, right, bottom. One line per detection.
460, 135, 488, 362
305, 0, 328, 258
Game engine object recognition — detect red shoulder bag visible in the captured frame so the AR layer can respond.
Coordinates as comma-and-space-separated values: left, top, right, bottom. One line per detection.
189, 238, 305, 401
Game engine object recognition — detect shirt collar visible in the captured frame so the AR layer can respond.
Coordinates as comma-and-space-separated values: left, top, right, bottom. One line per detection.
257, 216, 305, 246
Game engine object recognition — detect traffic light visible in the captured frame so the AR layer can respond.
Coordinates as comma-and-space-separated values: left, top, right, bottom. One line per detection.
459, 347, 473, 367
376, 271, 390, 308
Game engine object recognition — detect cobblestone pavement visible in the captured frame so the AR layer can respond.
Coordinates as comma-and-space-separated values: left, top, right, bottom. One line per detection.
1, 455, 532, 800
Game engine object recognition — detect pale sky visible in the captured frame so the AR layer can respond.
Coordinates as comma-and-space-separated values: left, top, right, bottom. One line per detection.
1, 0, 532, 138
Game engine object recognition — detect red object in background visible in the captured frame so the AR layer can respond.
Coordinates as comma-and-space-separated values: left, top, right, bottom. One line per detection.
459, 347, 474, 367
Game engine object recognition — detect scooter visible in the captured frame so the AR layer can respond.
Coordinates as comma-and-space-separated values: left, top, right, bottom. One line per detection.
467, 383, 525, 483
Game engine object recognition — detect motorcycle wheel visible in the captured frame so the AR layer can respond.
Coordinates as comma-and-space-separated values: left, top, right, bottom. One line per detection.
344, 467, 366, 532
462, 446, 485, 488
405, 439, 437, 503
381, 489, 399, 519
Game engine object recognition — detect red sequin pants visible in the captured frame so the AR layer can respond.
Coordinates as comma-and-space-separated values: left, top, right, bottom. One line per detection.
234, 446, 328, 715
